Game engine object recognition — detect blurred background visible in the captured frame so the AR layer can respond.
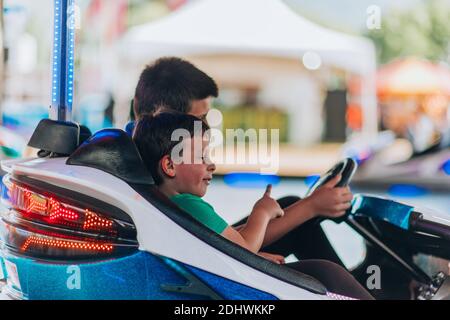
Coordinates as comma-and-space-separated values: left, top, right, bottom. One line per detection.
1, 0, 449, 268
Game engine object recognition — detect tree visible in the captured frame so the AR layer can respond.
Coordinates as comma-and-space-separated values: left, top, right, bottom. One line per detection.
366, 0, 450, 64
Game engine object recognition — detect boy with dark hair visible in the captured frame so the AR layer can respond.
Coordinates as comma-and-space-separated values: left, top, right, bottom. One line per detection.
134, 112, 284, 249
132, 112, 373, 299
133, 57, 218, 121
130, 57, 352, 268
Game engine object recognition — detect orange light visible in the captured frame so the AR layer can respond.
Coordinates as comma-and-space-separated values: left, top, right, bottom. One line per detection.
83, 209, 113, 231
3, 180, 137, 259
346, 103, 363, 131
25, 192, 48, 215
10, 181, 116, 236
48, 198, 79, 221
21, 235, 114, 252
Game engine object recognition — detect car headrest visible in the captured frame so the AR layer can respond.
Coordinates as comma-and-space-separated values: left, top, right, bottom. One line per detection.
67, 128, 154, 185
28, 119, 92, 157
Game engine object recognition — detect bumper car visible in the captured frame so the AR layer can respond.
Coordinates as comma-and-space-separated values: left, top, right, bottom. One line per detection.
0, 121, 337, 300
349, 130, 450, 192
0, 0, 448, 301
0, 124, 448, 300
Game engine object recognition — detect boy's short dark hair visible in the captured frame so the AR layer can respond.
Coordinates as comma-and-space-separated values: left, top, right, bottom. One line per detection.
133, 57, 218, 117
133, 112, 210, 185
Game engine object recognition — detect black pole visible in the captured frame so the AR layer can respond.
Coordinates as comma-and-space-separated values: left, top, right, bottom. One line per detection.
51, 0, 75, 121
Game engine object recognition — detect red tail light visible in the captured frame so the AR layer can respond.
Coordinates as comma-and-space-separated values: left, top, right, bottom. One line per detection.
9, 182, 118, 236
0, 175, 138, 260
21, 234, 114, 253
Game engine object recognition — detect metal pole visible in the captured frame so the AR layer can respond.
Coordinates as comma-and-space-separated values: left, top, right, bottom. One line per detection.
50, 0, 75, 121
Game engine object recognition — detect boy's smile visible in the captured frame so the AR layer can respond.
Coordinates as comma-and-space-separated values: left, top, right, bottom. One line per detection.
163, 136, 215, 197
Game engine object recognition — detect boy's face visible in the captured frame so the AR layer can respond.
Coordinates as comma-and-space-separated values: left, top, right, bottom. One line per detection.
188, 97, 212, 122
167, 136, 215, 197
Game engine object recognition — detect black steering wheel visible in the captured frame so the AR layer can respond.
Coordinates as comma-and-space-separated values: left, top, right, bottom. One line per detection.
305, 158, 358, 222
306, 158, 358, 196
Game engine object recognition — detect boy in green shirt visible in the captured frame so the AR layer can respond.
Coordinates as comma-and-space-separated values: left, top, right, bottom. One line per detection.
133, 112, 353, 258
133, 111, 373, 299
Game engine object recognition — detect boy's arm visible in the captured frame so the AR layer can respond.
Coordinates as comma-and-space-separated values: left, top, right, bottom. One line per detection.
262, 175, 353, 247
229, 201, 315, 250
261, 198, 316, 247
222, 185, 283, 253
222, 209, 270, 253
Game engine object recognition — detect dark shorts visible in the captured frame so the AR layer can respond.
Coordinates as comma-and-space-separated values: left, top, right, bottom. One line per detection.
235, 196, 374, 300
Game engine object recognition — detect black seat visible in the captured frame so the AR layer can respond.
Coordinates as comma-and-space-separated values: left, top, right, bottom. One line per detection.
29, 119, 92, 157
67, 128, 154, 185
67, 129, 328, 295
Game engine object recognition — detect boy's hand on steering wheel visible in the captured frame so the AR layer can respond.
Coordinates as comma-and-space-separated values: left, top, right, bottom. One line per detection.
307, 175, 353, 218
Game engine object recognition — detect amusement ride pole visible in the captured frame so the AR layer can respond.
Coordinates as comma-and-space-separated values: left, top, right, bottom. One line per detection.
50, 0, 76, 122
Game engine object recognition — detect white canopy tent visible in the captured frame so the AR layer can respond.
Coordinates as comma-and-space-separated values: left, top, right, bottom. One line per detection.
120, 0, 378, 139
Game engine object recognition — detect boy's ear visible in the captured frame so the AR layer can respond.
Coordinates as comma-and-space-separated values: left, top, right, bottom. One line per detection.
160, 155, 176, 178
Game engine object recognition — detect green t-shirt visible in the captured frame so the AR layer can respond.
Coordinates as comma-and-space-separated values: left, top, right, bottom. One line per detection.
170, 193, 228, 234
